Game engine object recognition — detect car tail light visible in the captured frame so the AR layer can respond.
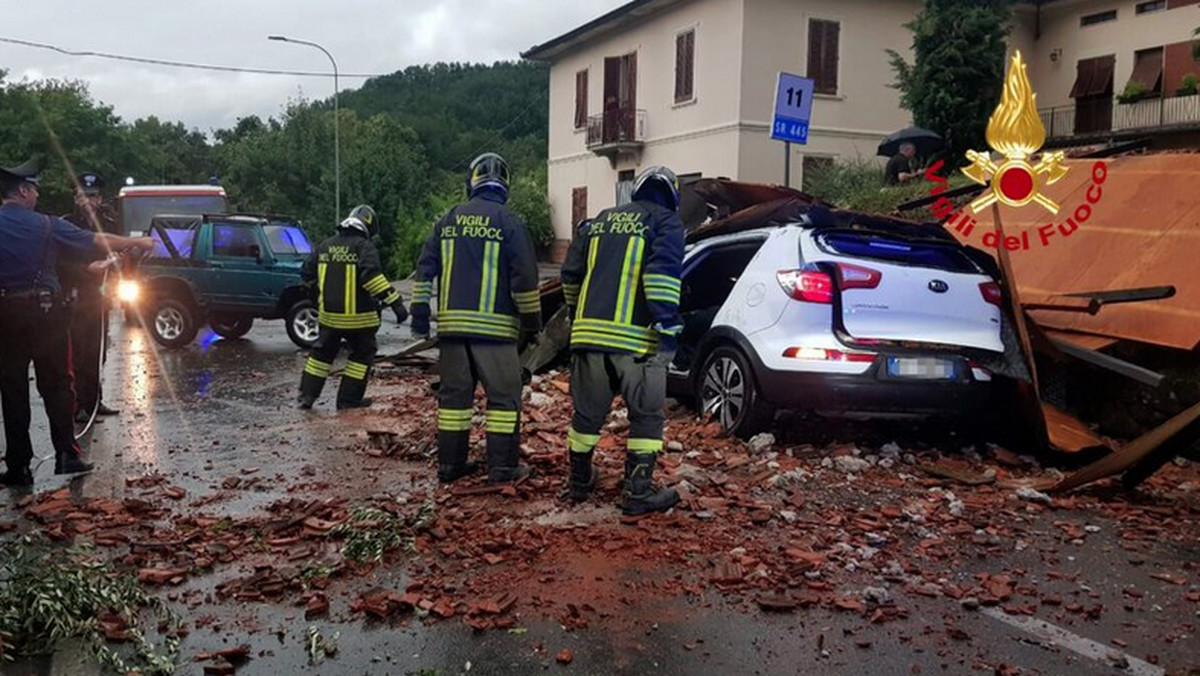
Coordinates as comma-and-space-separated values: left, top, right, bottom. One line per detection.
777, 267, 833, 303
783, 347, 877, 363
836, 263, 882, 290
979, 281, 1003, 307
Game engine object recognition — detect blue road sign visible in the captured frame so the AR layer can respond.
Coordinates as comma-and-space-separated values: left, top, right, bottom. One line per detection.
771, 72, 815, 145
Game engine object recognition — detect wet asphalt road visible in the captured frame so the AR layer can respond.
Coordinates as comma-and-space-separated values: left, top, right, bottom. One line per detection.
1, 314, 1197, 675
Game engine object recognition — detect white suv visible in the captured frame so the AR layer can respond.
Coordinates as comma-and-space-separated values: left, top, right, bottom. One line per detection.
668, 212, 1004, 437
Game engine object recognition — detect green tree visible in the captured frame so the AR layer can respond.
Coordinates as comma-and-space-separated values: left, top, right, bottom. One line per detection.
887, 0, 1016, 165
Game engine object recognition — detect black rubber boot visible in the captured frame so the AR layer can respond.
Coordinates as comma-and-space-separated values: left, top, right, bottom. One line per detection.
0, 467, 34, 487
567, 451, 595, 503
298, 371, 326, 408
55, 454, 94, 476
488, 463, 531, 484
336, 397, 373, 410
438, 461, 479, 483
621, 452, 679, 516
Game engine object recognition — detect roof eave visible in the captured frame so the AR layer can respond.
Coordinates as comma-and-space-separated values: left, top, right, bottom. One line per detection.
521, 0, 684, 62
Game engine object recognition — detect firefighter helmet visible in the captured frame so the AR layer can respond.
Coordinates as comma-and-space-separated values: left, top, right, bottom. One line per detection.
467, 153, 510, 200
340, 204, 378, 237
632, 166, 681, 212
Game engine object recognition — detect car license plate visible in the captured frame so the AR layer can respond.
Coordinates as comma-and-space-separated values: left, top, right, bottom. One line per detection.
885, 357, 956, 380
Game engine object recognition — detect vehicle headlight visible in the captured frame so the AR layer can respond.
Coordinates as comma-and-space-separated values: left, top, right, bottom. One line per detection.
117, 279, 141, 303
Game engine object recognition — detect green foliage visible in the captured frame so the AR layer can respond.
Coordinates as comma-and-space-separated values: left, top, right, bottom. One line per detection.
329, 503, 435, 565
803, 158, 970, 215
508, 164, 553, 248
1117, 80, 1149, 104
306, 625, 339, 665
1180, 72, 1199, 96
887, 0, 1016, 165
0, 535, 179, 674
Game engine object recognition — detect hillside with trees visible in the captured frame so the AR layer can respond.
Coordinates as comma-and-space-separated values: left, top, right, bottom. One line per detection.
0, 61, 550, 276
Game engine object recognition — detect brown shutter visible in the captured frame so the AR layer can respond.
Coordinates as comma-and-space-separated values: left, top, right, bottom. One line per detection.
574, 70, 588, 129
675, 33, 686, 102
1091, 55, 1115, 96
822, 21, 839, 95
1070, 59, 1097, 98
808, 20, 839, 95
684, 30, 695, 100
571, 187, 588, 227
1128, 48, 1164, 93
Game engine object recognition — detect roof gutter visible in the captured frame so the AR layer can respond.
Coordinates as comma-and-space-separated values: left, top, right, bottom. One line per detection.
521, 0, 676, 61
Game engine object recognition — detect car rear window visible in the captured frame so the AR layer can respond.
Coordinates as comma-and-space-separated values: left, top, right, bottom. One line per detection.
817, 231, 980, 273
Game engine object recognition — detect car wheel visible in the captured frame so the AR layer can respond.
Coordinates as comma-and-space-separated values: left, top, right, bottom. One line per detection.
150, 297, 199, 349
285, 300, 320, 349
697, 345, 775, 438
210, 313, 254, 339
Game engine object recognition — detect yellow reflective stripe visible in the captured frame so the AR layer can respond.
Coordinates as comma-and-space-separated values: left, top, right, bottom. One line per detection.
562, 283, 581, 307
345, 264, 357, 316
317, 263, 327, 311
628, 438, 663, 454
576, 237, 598, 318
413, 281, 433, 304
440, 239, 455, 312
439, 322, 519, 339
318, 312, 381, 329
485, 409, 519, 434
570, 331, 653, 354
614, 237, 644, 324
513, 289, 540, 314
572, 318, 655, 341
643, 274, 681, 291
438, 408, 473, 432
344, 361, 370, 380
478, 241, 499, 313
645, 289, 680, 303
568, 427, 600, 453
380, 289, 401, 305
363, 275, 391, 294
305, 357, 332, 378
438, 310, 519, 328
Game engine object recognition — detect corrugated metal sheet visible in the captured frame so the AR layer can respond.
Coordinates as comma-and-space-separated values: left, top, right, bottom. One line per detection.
962, 155, 1200, 350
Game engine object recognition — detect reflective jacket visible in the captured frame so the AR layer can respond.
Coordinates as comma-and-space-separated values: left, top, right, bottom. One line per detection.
412, 192, 541, 341
561, 200, 684, 355
302, 229, 400, 330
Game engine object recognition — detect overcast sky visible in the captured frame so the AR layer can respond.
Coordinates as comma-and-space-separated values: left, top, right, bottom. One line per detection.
1, 1, 625, 132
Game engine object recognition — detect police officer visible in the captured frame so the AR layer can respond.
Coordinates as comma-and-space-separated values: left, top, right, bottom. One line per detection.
63, 172, 122, 423
0, 159, 154, 487
298, 205, 408, 410
560, 166, 685, 515
411, 153, 541, 484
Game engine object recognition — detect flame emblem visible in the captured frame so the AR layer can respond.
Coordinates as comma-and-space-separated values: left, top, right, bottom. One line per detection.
962, 51, 1069, 214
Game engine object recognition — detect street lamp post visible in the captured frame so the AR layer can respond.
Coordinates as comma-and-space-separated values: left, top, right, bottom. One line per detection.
269, 35, 340, 221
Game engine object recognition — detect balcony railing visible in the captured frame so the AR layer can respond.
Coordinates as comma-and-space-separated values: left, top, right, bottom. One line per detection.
585, 107, 645, 153
1039, 94, 1200, 139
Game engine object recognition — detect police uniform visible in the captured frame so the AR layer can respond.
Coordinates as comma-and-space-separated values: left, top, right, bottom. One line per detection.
62, 172, 121, 421
298, 206, 405, 410
560, 166, 685, 515
412, 154, 541, 484
0, 160, 100, 485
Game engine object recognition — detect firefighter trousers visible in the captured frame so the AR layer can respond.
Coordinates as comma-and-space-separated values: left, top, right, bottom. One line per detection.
568, 351, 666, 456
298, 326, 377, 406
436, 339, 522, 474
0, 300, 84, 472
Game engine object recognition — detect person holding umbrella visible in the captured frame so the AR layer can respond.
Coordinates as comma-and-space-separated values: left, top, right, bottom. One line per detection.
878, 127, 943, 186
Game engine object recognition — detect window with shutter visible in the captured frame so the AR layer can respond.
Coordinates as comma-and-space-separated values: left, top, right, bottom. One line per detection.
675, 29, 695, 103
807, 19, 840, 96
574, 70, 588, 130
571, 187, 588, 227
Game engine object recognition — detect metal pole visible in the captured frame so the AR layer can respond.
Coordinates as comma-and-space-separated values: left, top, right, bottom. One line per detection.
269, 36, 340, 221
784, 141, 791, 187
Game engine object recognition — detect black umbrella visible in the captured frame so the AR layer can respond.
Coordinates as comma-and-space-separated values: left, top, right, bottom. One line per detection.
877, 127, 943, 158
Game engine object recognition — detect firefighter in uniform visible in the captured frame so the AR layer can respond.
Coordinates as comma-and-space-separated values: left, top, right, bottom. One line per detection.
411, 153, 542, 484
297, 205, 408, 410
62, 172, 122, 422
0, 159, 154, 487
560, 166, 685, 515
